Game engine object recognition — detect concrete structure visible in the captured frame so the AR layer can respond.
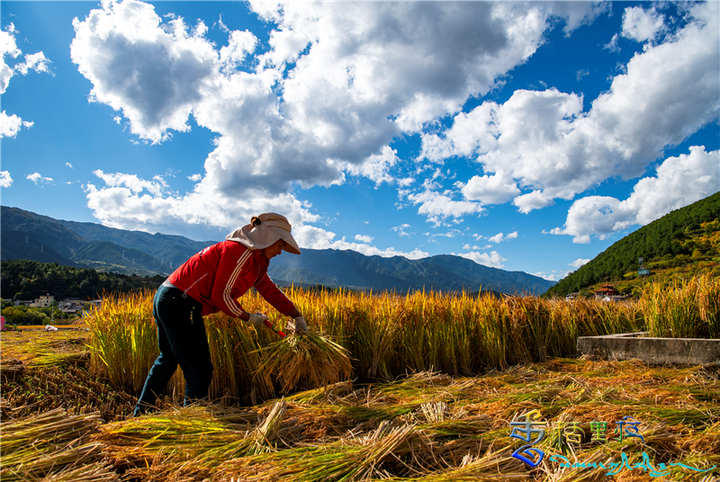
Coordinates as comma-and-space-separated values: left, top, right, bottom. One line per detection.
577, 332, 720, 365
59, 298, 86, 314
33, 294, 54, 308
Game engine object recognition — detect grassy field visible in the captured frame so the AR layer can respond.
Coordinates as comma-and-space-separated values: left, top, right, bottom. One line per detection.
1, 277, 719, 481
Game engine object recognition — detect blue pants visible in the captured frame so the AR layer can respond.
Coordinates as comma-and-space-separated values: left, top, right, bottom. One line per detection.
134, 284, 213, 416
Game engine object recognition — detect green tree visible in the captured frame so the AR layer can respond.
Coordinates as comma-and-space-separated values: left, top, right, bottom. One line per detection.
0, 305, 51, 325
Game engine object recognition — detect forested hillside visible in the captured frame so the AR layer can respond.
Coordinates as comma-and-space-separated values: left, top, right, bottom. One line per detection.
546, 192, 720, 297
1, 260, 164, 301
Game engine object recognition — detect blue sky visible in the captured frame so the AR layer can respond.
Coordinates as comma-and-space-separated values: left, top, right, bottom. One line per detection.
1, 1, 718, 281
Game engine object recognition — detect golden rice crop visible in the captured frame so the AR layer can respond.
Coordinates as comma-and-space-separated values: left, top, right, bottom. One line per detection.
640, 273, 720, 338
82, 275, 717, 406
84, 290, 157, 394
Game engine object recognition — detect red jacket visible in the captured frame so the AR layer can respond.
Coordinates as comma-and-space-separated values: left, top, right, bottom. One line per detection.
167, 240, 295, 317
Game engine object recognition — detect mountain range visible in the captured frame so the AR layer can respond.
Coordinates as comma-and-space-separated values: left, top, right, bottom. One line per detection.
1, 206, 555, 295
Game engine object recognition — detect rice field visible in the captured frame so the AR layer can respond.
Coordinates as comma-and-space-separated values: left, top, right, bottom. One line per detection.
82, 286, 646, 404
1, 275, 719, 481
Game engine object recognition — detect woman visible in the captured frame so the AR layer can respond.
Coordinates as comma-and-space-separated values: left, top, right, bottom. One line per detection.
134, 212, 307, 416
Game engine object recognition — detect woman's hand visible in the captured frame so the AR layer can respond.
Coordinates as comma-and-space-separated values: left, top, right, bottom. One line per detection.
294, 316, 309, 335
245, 312, 269, 328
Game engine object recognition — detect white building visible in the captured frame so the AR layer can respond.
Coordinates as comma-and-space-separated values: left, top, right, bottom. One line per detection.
33, 294, 55, 308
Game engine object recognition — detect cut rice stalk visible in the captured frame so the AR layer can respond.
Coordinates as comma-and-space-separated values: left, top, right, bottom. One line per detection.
24, 463, 121, 482
383, 446, 529, 481
95, 401, 297, 480
253, 332, 353, 394
247, 399, 289, 455
0, 408, 104, 482
284, 379, 355, 405
223, 422, 424, 482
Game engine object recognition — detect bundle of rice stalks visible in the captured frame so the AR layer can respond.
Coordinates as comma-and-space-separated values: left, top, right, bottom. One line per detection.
254, 330, 353, 394
0, 408, 111, 482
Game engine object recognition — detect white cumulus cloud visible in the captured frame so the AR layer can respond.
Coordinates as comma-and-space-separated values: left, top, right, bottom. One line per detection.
1, 26, 21, 93
458, 250, 506, 269
0, 111, 33, 138
406, 188, 485, 227
461, 170, 520, 205
296, 224, 427, 259
550, 146, 719, 243
219, 30, 257, 72
70, 0, 219, 144
15, 51, 51, 75
532, 270, 562, 282
392, 224, 413, 237
0, 170, 13, 188
68, 0, 600, 240
487, 231, 518, 244
1, 23, 50, 136
420, 2, 718, 225
622, 6, 665, 43
570, 258, 591, 269
27, 172, 54, 185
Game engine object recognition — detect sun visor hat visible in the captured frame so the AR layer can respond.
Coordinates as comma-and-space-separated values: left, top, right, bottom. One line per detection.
226, 212, 301, 255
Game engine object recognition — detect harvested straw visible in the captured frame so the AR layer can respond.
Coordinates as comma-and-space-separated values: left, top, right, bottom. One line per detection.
27, 463, 121, 482
222, 421, 425, 481
388, 446, 529, 481
1, 363, 136, 421
0, 330, 90, 369
254, 330, 353, 394
94, 400, 299, 481
0, 408, 108, 482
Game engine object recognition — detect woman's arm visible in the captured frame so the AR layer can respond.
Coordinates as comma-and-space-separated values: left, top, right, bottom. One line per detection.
210, 244, 255, 318
254, 273, 297, 316
287, 308, 302, 319
254, 266, 307, 333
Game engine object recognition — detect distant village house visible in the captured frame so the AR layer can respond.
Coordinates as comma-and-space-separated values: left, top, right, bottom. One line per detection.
595, 284, 625, 302
33, 294, 55, 308
60, 298, 86, 315
595, 284, 619, 297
